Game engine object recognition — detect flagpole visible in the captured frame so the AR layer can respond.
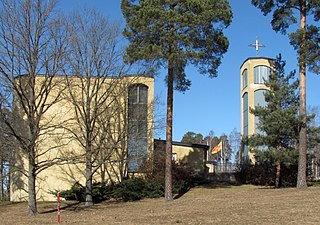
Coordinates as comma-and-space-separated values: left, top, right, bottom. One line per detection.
221, 139, 223, 171
206, 140, 209, 161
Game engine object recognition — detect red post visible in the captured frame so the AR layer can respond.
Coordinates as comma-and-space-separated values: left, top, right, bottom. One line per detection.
57, 192, 61, 224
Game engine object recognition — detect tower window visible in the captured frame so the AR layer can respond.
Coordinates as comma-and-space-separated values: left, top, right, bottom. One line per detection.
254, 89, 267, 134
254, 66, 271, 84
242, 69, 248, 89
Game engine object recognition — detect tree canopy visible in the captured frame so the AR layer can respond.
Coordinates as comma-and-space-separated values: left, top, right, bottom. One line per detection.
121, 0, 233, 91
181, 131, 203, 144
252, 0, 319, 73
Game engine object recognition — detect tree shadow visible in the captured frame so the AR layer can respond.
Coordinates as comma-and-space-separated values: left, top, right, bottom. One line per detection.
173, 180, 241, 200
173, 186, 192, 200
199, 181, 241, 189
39, 201, 82, 214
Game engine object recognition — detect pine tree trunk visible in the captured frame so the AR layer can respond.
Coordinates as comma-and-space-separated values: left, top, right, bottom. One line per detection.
165, 56, 174, 201
275, 160, 281, 188
297, 0, 308, 189
28, 150, 37, 215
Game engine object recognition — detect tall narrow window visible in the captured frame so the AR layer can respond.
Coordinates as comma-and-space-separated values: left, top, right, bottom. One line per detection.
242, 69, 248, 89
128, 84, 148, 172
254, 66, 271, 84
243, 93, 248, 161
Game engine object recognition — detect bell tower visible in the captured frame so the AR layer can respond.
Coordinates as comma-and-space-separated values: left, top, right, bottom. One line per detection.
240, 38, 273, 163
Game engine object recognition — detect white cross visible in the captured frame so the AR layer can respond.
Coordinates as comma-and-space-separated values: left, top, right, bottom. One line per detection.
249, 37, 265, 56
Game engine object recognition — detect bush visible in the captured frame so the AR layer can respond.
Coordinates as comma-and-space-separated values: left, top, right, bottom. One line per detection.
143, 150, 207, 196
143, 179, 165, 198
58, 178, 164, 203
59, 182, 113, 203
60, 182, 85, 202
58, 156, 205, 203
235, 149, 299, 187
112, 178, 146, 201
111, 162, 206, 201
172, 164, 196, 194
112, 178, 165, 201
91, 183, 114, 203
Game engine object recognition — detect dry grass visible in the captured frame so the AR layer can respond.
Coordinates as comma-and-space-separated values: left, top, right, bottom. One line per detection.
1, 184, 320, 225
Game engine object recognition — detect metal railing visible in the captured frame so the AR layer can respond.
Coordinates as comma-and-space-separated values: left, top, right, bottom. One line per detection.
206, 162, 237, 173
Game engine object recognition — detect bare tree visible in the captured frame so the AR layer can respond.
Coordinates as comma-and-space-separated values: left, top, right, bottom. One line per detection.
0, 0, 68, 215
204, 130, 218, 161
63, 8, 135, 206
220, 134, 232, 163
0, 110, 12, 201
229, 128, 241, 163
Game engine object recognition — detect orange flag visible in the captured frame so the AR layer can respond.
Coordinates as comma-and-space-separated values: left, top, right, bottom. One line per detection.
211, 141, 222, 154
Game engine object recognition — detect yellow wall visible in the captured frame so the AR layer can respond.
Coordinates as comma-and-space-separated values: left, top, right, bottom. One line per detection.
172, 144, 207, 173
11, 75, 154, 201
154, 140, 208, 174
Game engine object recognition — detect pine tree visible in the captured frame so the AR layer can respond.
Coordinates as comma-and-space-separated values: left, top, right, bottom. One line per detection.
248, 54, 300, 188
252, 0, 320, 189
121, 0, 232, 200
181, 131, 204, 144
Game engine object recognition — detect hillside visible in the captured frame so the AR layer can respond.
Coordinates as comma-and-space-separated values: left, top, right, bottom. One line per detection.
1, 184, 320, 225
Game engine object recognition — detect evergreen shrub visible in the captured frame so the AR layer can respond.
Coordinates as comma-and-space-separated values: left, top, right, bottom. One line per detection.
59, 182, 113, 203
112, 178, 165, 201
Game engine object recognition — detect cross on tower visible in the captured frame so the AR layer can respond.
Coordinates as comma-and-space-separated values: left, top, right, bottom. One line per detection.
249, 37, 265, 56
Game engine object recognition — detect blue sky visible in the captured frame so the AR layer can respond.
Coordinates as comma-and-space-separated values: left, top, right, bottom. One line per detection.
60, 0, 320, 141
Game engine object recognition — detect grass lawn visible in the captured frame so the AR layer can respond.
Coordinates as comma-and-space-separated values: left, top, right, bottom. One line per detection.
1, 184, 320, 225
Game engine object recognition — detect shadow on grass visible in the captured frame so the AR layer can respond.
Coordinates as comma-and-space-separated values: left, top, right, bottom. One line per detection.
174, 187, 192, 200
173, 181, 241, 199
39, 198, 128, 214
40, 201, 82, 214
200, 181, 241, 189
0, 201, 21, 206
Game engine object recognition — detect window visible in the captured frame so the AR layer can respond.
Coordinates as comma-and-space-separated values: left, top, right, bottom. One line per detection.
242, 93, 248, 160
254, 89, 267, 108
128, 85, 148, 105
128, 84, 148, 172
254, 66, 271, 84
242, 69, 248, 89
254, 90, 267, 134
243, 93, 248, 136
